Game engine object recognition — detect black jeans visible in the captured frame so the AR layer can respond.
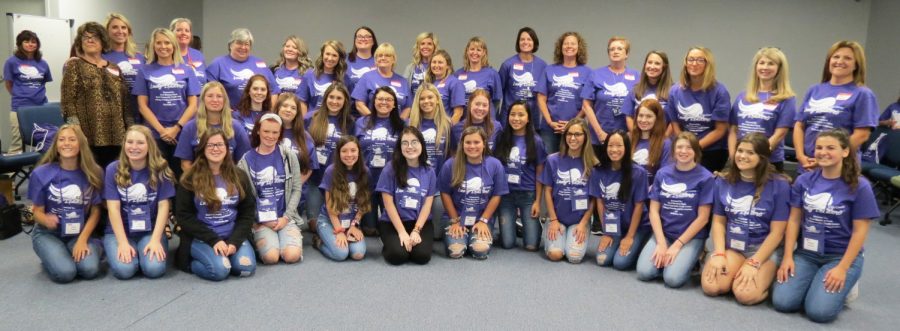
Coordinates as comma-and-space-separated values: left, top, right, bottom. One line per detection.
701, 149, 728, 173
377, 220, 434, 265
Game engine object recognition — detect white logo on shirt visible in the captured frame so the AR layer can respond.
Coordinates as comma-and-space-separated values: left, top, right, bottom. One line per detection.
551, 74, 578, 89
804, 97, 841, 115
737, 101, 771, 120
314, 81, 333, 96
117, 61, 137, 75
253, 166, 277, 185
603, 82, 629, 97
148, 74, 182, 89
230, 68, 255, 80
677, 102, 709, 121
276, 76, 299, 90
350, 67, 372, 79
463, 80, 477, 93
18, 65, 43, 79
118, 183, 149, 203
633, 149, 649, 165
463, 177, 484, 194
49, 184, 83, 204
557, 168, 585, 186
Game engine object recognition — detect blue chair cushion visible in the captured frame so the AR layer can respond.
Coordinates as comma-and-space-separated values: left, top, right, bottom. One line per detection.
0, 152, 41, 173
869, 166, 900, 182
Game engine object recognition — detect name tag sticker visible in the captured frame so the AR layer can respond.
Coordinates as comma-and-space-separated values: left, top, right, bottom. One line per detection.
458, 74, 468, 80
507, 174, 520, 184
513, 63, 524, 71
624, 74, 635, 80
256, 61, 267, 68
836, 93, 852, 101
172, 68, 185, 75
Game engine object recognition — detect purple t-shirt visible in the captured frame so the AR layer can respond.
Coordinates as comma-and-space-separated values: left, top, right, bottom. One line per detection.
622, 85, 668, 119
795, 82, 879, 158
449, 120, 502, 153
408, 61, 429, 96
666, 83, 732, 151
318, 165, 363, 222
351, 70, 412, 112
205, 54, 280, 108
232, 109, 267, 134
282, 128, 318, 170
102, 161, 176, 236
730, 92, 796, 162
413, 118, 450, 173
273, 65, 303, 94
877, 102, 900, 123
501, 134, 548, 192
28, 163, 102, 238
174, 119, 251, 163
534, 64, 592, 132
499, 54, 548, 121
195, 175, 241, 239
3, 56, 51, 111
454, 67, 503, 120
713, 177, 790, 250
790, 169, 879, 255
182, 47, 207, 84
591, 164, 649, 233
307, 115, 354, 180
649, 164, 715, 239
538, 153, 594, 226
355, 116, 400, 186
375, 162, 438, 222
433, 75, 467, 112
102, 51, 145, 89
131, 62, 201, 136
345, 55, 375, 98
438, 156, 509, 225
633, 137, 672, 186
243, 149, 287, 221
582, 66, 640, 140
297, 70, 335, 112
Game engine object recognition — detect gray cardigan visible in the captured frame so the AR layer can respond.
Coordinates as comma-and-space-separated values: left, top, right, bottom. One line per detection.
237, 143, 304, 225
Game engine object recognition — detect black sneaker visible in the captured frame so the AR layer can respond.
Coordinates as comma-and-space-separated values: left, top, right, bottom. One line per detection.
590, 219, 603, 235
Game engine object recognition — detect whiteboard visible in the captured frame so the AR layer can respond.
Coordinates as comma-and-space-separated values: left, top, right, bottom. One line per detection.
6, 13, 73, 102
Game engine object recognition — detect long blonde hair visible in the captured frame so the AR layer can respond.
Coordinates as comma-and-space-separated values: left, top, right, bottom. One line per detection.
197, 81, 235, 139
274, 35, 313, 74
105, 13, 139, 57
145, 28, 184, 65
450, 126, 490, 188
115, 125, 174, 190
38, 124, 104, 193
408, 83, 452, 157
411, 32, 439, 66
559, 118, 599, 180
745, 47, 795, 103
679, 46, 717, 91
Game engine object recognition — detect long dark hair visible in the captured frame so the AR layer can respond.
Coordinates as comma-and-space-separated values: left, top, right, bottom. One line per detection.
329, 135, 371, 214
349, 26, 378, 62
15, 30, 41, 61
392, 126, 430, 188
366, 86, 405, 132
181, 128, 246, 212
816, 129, 860, 191
719, 133, 789, 204
494, 100, 537, 167
601, 131, 633, 202
237, 74, 272, 117
273, 92, 313, 172
309, 82, 353, 146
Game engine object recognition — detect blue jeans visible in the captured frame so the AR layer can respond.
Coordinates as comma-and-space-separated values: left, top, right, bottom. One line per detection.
102, 233, 168, 279
636, 235, 704, 288
539, 129, 561, 155
316, 214, 367, 261
772, 249, 864, 323
431, 197, 447, 240
444, 225, 493, 259
597, 228, 651, 270
190, 239, 256, 281
31, 226, 101, 283
304, 187, 324, 226
498, 190, 540, 250
542, 222, 588, 263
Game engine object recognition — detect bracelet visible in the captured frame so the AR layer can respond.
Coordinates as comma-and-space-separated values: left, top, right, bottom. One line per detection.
746, 258, 762, 269
332, 226, 344, 235
449, 217, 460, 225
712, 252, 726, 258
175, 122, 183, 129
478, 217, 490, 224
412, 227, 421, 233
675, 238, 685, 245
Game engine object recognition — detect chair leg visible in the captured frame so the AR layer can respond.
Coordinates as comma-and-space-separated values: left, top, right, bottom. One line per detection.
882, 201, 898, 226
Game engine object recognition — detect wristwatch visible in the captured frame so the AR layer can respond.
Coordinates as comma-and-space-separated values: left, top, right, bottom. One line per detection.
478, 217, 489, 224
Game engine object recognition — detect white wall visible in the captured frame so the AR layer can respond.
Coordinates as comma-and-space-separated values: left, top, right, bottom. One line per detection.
866, 0, 900, 109
202, 0, 871, 102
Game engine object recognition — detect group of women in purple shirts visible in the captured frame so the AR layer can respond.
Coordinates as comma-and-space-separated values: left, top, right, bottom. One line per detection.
11, 16, 896, 324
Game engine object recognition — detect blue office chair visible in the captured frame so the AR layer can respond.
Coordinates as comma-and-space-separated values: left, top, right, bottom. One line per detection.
0, 103, 65, 200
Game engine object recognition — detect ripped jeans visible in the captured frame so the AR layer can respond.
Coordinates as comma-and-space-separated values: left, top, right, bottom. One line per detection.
190, 239, 256, 281
542, 222, 588, 263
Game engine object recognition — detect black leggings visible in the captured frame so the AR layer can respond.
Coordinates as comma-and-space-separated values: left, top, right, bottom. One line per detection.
701, 149, 728, 173
378, 220, 434, 265
91, 145, 121, 168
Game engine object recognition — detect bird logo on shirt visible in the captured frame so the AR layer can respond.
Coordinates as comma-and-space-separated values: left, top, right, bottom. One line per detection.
677, 102, 709, 121
17, 65, 43, 79
421, 128, 437, 145
803, 192, 836, 214
276, 76, 300, 90
118, 183, 149, 203
632, 149, 649, 165
117, 61, 137, 76
511, 72, 535, 87
603, 82, 629, 97
726, 193, 754, 214
509, 146, 522, 164
348, 182, 358, 197
148, 74, 182, 89
314, 81, 333, 96
215, 187, 239, 205
737, 101, 772, 120
49, 184, 83, 204
729, 225, 744, 234
253, 166, 278, 186
405, 178, 421, 193
557, 168, 584, 186
660, 181, 693, 199
551, 74, 578, 89
463, 80, 478, 93
230, 68, 255, 80
804, 97, 841, 115
462, 177, 484, 194
370, 127, 391, 141
350, 67, 373, 79
600, 182, 620, 200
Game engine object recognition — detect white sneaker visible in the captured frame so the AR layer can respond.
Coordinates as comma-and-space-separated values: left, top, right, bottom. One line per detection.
845, 283, 859, 304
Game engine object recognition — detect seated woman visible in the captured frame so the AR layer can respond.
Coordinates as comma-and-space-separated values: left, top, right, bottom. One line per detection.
28, 124, 103, 283
314, 136, 371, 261
636, 131, 714, 288
175, 128, 257, 281
103, 125, 176, 279
376, 127, 437, 265
237, 114, 303, 264
701, 133, 790, 305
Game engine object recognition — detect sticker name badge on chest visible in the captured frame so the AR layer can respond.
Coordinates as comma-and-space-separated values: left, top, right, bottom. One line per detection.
604, 209, 622, 236
802, 223, 825, 254
726, 222, 749, 252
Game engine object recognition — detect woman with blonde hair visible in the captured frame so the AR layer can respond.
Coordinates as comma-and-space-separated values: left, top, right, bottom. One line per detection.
408, 83, 453, 239
728, 47, 796, 171
351, 43, 411, 117
103, 13, 145, 121
271, 35, 313, 94
169, 17, 206, 83
403, 32, 438, 96
455, 37, 503, 121
175, 81, 251, 171
102, 125, 176, 279
28, 124, 104, 283
535, 32, 591, 155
